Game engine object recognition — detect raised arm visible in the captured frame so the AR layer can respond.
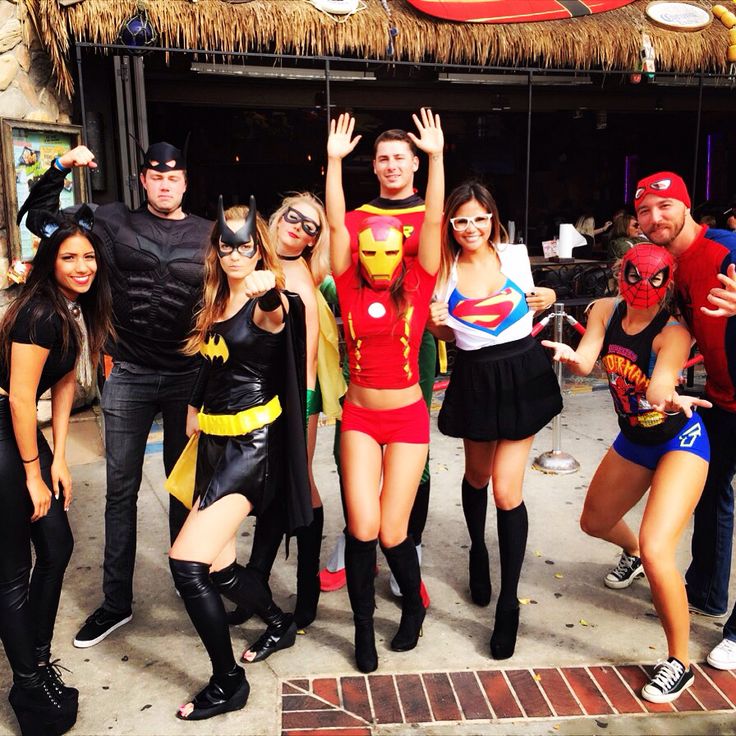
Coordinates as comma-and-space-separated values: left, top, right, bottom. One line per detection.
408, 108, 444, 276
541, 297, 613, 376
16, 145, 97, 224
325, 114, 361, 278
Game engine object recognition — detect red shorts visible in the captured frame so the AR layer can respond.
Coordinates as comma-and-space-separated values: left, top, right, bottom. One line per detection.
341, 398, 429, 445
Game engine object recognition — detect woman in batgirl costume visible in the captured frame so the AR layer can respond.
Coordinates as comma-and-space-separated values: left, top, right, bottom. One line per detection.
428, 182, 561, 661
543, 243, 710, 703
325, 109, 443, 673
168, 197, 310, 721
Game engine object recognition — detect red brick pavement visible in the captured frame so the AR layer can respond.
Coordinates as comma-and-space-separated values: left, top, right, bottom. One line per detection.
281, 663, 736, 735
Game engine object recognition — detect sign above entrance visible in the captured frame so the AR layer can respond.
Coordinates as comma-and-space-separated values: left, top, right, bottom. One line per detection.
645, 1, 713, 31
404, 0, 635, 23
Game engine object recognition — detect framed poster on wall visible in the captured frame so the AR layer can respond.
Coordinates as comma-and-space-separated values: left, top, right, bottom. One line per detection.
1, 119, 88, 262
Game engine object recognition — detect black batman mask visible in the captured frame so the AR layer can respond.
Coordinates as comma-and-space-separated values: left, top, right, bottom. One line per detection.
142, 141, 186, 172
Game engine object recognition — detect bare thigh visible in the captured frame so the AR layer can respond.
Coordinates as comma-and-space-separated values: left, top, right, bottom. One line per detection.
341, 430, 383, 540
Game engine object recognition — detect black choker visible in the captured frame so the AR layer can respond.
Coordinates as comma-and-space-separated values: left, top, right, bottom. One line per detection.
278, 252, 304, 261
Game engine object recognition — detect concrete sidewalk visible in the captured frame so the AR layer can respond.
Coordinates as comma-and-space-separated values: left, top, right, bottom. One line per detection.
3, 389, 735, 735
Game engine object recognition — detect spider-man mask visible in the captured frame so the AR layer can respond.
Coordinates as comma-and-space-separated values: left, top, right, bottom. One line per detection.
619, 243, 674, 309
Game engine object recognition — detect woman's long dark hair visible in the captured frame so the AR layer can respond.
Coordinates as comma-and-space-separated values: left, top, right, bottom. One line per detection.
0, 222, 114, 370
439, 181, 508, 288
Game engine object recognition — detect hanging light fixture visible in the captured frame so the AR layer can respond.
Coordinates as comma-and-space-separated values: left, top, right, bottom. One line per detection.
117, 2, 158, 51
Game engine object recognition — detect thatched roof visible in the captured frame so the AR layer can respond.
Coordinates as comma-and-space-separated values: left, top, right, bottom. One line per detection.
27, 0, 729, 97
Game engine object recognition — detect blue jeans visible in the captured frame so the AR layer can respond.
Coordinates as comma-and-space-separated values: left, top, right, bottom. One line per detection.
685, 403, 736, 624
100, 362, 197, 615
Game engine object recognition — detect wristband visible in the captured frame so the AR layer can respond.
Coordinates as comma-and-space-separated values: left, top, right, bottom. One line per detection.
257, 288, 281, 312
21, 453, 39, 464
52, 157, 69, 173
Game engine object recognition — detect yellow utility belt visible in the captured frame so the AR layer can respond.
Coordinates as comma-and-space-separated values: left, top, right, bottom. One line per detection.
198, 396, 281, 436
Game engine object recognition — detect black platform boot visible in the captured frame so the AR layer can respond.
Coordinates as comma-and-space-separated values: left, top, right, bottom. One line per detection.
462, 478, 492, 607
294, 506, 323, 629
345, 535, 378, 673
169, 558, 250, 721
382, 538, 426, 652
8, 679, 78, 736
210, 562, 297, 664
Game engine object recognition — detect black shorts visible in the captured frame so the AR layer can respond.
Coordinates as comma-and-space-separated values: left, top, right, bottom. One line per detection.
439, 336, 562, 442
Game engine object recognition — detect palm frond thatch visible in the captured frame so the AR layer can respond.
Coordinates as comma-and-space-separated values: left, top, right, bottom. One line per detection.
27, 0, 729, 98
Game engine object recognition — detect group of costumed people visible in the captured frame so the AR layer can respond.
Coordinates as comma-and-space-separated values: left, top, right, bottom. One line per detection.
2, 108, 736, 735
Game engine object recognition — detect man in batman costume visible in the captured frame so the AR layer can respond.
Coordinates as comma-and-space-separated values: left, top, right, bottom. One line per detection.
17, 141, 213, 648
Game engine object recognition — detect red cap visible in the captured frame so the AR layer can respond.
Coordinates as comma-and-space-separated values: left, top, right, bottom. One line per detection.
634, 172, 691, 211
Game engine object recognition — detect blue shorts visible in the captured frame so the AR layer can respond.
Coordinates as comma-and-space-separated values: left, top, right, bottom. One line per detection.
612, 413, 710, 471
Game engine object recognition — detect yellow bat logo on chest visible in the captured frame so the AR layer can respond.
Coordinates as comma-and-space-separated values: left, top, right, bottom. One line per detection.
200, 333, 229, 363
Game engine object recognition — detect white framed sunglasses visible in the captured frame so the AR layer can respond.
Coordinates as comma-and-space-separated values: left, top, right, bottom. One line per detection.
449, 213, 493, 232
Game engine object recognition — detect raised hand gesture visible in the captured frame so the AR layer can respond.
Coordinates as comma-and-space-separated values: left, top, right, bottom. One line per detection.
702, 263, 736, 319
58, 145, 97, 169
327, 113, 362, 161
408, 107, 444, 157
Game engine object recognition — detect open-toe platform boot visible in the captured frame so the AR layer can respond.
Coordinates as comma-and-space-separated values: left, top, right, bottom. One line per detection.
177, 666, 250, 721
346, 535, 378, 673
382, 538, 426, 652
242, 606, 297, 663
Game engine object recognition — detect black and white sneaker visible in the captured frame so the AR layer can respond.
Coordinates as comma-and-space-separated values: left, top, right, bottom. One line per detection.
73, 607, 132, 648
604, 551, 645, 589
641, 657, 694, 703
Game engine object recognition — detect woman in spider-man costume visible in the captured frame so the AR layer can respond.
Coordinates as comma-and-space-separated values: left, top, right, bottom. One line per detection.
543, 242, 711, 704
428, 182, 560, 662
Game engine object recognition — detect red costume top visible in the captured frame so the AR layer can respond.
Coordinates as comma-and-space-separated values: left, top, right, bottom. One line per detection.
334, 259, 437, 389
675, 226, 736, 411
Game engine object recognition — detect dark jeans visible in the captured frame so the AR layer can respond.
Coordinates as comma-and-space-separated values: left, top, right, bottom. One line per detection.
685, 403, 736, 625
0, 397, 73, 684
100, 363, 196, 615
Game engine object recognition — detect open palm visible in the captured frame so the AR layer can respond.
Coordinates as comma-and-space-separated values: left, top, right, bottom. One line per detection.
327, 113, 362, 160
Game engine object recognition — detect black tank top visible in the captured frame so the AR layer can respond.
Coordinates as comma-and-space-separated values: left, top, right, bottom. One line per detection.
601, 301, 687, 445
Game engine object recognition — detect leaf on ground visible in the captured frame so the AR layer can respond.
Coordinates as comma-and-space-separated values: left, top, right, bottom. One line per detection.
554, 573, 564, 579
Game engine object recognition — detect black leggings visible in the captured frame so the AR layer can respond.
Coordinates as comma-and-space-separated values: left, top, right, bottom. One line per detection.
0, 397, 74, 685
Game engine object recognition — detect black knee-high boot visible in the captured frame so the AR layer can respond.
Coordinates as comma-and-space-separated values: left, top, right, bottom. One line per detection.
345, 535, 378, 673
169, 559, 249, 721
227, 505, 285, 626
408, 479, 430, 546
462, 478, 491, 606
382, 538, 425, 652
211, 562, 296, 664
491, 502, 528, 660
294, 506, 323, 629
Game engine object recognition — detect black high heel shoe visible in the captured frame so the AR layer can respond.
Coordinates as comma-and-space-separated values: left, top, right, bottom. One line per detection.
9, 680, 78, 736
241, 611, 297, 663
177, 666, 250, 721
391, 606, 425, 652
469, 545, 492, 607
490, 606, 520, 660
354, 620, 378, 673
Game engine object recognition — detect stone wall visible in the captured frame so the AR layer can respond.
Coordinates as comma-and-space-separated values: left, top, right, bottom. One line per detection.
0, 0, 72, 294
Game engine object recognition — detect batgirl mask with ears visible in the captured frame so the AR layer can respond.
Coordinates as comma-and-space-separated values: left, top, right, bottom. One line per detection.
216, 195, 259, 258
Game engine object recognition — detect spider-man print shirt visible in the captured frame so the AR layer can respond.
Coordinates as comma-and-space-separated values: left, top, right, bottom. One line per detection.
675, 226, 736, 411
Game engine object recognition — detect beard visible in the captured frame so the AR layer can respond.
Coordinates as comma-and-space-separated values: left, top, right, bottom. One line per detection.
642, 212, 685, 246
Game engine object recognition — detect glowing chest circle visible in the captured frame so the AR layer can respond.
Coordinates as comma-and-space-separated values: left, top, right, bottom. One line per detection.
367, 302, 387, 319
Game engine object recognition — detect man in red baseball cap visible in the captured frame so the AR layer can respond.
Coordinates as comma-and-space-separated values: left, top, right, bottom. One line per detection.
635, 170, 736, 670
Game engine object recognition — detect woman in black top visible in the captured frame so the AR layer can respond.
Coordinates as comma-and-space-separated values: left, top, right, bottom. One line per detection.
543, 243, 711, 704
0, 207, 112, 734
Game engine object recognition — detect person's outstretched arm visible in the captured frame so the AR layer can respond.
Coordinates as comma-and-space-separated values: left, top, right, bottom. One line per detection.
325, 114, 361, 278
409, 108, 444, 277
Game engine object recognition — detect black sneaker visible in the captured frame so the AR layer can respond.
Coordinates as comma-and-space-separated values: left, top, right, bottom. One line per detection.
641, 657, 694, 703
73, 608, 132, 648
604, 551, 645, 589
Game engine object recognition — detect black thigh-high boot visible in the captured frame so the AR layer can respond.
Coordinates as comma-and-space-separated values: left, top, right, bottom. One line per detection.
169, 558, 249, 721
382, 538, 425, 652
294, 506, 323, 629
211, 562, 296, 664
462, 478, 492, 606
491, 502, 528, 660
227, 504, 285, 626
345, 535, 378, 673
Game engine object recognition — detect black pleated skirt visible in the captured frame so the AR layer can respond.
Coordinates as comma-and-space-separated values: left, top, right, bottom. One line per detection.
438, 336, 563, 442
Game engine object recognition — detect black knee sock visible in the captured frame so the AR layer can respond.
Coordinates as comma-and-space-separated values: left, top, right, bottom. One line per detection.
408, 478, 430, 546
247, 503, 285, 584
462, 478, 488, 548
496, 502, 528, 612
169, 558, 236, 675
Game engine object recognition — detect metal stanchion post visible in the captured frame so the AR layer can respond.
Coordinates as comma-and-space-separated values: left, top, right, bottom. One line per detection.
533, 302, 580, 474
